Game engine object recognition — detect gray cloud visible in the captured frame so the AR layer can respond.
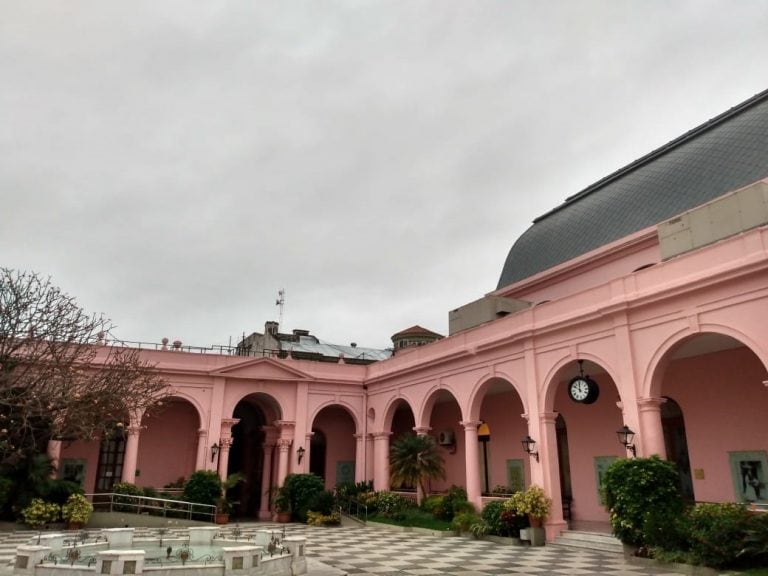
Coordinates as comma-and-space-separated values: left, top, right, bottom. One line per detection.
2, 1, 767, 349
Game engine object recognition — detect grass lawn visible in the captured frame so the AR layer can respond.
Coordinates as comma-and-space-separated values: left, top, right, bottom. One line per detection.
367, 509, 453, 531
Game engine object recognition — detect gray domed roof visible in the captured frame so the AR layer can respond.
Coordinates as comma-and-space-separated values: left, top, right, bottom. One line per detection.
497, 89, 768, 290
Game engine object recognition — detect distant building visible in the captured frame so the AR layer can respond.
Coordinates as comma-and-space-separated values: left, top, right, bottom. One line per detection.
236, 321, 390, 365
391, 325, 443, 352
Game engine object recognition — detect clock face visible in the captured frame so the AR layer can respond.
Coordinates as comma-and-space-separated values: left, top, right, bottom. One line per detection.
569, 378, 590, 402
568, 375, 599, 403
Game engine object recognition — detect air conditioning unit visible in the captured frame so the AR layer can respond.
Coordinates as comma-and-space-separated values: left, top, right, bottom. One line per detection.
438, 430, 455, 446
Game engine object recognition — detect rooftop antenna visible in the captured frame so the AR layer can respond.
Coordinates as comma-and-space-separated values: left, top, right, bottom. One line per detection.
276, 288, 285, 328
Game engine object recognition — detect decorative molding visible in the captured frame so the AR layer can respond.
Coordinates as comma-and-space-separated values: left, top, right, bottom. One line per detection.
539, 412, 558, 425
637, 397, 667, 412
459, 420, 482, 431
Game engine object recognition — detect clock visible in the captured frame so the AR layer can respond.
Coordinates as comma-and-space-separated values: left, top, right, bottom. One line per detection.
568, 375, 599, 404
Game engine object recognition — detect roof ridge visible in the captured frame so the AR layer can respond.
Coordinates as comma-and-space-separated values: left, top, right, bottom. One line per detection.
533, 87, 768, 224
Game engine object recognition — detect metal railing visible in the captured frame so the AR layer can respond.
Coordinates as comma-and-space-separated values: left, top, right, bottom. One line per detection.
86, 493, 217, 522
342, 498, 369, 523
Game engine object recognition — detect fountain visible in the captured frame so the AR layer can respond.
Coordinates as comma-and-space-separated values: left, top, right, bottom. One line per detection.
14, 526, 306, 576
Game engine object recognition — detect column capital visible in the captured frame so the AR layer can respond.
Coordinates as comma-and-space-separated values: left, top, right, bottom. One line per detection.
220, 418, 240, 434
277, 438, 292, 451
197, 428, 208, 438
275, 420, 296, 431
637, 397, 667, 412
460, 420, 482, 431
539, 412, 559, 425
126, 425, 142, 437
413, 426, 432, 435
372, 431, 392, 440
219, 437, 233, 449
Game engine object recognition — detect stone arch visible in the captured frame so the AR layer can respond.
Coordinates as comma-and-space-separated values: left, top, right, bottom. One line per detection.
645, 326, 768, 506
155, 389, 205, 429
381, 394, 418, 432
467, 371, 526, 422
467, 374, 528, 495
309, 399, 361, 434
226, 391, 283, 423
645, 324, 768, 399
309, 401, 359, 489
136, 395, 201, 489
542, 351, 622, 413
415, 384, 460, 429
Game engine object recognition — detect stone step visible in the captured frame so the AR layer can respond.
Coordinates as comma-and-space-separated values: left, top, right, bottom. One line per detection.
550, 530, 624, 554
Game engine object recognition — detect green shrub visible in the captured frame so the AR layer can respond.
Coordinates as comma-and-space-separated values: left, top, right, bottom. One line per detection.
420, 494, 445, 515
643, 506, 691, 553
434, 485, 468, 521
482, 499, 525, 537
356, 491, 379, 513
182, 471, 222, 507
143, 486, 158, 499
282, 473, 326, 523
21, 498, 60, 527
308, 490, 336, 516
306, 510, 341, 526
469, 519, 490, 539
603, 456, 684, 547
45, 479, 83, 506
375, 491, 410, 519
451, 511, 480, 532
686, 503, 752, 568
112, 482, 144, 512
61, 493, 93, 525
741, 512, 768, 564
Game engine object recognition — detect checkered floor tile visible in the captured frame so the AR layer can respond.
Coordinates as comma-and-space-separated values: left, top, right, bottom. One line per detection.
272, 524, 697, 576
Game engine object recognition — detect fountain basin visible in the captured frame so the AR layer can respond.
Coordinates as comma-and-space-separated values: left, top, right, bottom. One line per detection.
14, 528, 305, 576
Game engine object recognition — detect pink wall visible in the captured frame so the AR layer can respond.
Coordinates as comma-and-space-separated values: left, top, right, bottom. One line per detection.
553, 373, 624, 523
662, 346, 768, 503
313, 406, 356, 489
60, 440, 101, 493
428, 400, 464, 492
136, 400, 199, 489
478, 390, 529, 490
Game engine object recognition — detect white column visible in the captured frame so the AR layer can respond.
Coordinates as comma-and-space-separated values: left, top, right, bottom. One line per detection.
638, 397, 667, 458
460, 421, 482, 510
46, 440, 62, 479
276, 439, 291, 486
373, 432, 391, 492
121, 425, 141, 483
195, 429, 208, 471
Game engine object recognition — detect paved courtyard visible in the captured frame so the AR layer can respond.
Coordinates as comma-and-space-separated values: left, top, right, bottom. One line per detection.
0, 522, 706, 576
281, 523, 693, 576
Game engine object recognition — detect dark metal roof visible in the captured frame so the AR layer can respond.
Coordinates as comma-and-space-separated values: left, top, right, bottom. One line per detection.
497, 89, 768, 290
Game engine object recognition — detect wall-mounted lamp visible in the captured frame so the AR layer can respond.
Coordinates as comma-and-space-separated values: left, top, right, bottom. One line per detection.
616, 425, 637, 457
210, 442, 219, 462
297, 446, 305, 465
521, 435, 539, 462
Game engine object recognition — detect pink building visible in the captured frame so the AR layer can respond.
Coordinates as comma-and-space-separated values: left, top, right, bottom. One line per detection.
53, 89, 768, 539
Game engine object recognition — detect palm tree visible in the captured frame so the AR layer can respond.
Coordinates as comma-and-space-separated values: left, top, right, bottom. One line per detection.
389, 434, 445, 503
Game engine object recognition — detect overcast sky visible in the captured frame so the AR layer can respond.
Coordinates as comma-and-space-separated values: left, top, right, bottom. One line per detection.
1, 1, 767, 351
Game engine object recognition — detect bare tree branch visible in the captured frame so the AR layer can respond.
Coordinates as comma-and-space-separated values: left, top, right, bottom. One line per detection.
0, 269, 167, 462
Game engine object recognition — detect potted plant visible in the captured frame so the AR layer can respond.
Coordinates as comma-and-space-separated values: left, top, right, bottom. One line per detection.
510, 485, 551, 527
270, 485, 291, 523
21, 498, 60, 529
215, 473, 244, 525
507, 486, 551, 546
61, 493, 93, 530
